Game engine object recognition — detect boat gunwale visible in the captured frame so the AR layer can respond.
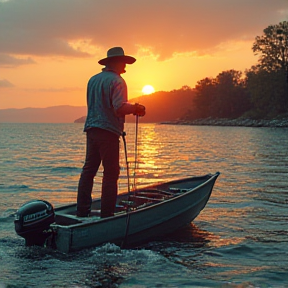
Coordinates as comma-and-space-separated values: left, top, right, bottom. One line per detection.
53, 172, 220, 229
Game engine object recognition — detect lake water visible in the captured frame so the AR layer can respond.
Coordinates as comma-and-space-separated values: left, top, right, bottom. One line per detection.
0, 123, 287, 288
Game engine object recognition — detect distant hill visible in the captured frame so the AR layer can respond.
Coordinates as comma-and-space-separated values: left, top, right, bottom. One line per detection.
76, 88, 196, 123
126, 89, 195, 123
0, 88, 196, 123
0, 105, 86, 123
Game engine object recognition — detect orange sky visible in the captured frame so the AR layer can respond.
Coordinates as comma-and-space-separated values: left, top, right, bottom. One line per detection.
0, 0, 287, 109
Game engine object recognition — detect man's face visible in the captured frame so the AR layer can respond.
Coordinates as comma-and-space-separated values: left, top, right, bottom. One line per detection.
114, 61, 126, 74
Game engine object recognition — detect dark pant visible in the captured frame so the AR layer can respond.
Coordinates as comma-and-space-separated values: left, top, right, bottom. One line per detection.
77, 128, 120, 218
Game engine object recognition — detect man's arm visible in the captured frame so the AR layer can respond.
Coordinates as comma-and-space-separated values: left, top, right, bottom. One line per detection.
116, 103, 146, 117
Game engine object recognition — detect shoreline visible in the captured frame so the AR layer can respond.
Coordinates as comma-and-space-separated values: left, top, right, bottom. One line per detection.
160, 117, 288, 128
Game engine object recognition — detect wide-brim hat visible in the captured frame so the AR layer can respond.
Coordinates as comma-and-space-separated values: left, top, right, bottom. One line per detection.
98, 47, 136, 65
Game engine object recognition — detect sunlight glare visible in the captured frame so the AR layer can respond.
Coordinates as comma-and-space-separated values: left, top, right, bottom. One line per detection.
142, 85, 155, 95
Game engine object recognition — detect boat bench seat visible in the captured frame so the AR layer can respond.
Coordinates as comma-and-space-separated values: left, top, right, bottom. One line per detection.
90, 210, 101, 216
128, 195, 164, 205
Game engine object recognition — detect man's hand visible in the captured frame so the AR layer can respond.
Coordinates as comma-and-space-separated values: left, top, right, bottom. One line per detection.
115, 102, 146, 116
133, 103, 146, 117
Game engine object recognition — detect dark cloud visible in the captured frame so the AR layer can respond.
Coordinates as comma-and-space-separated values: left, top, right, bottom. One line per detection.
0, 53, 36, 67
0, 78, 14, 88
0, 0, 287, 59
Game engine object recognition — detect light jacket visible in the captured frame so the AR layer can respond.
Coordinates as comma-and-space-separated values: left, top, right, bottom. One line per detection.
84, 69, 127, 136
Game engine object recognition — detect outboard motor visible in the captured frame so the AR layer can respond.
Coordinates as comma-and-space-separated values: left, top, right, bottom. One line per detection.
14, 200, 55, 246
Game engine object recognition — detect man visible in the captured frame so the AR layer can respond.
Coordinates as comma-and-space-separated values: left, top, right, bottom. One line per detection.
77, 47, 145, 218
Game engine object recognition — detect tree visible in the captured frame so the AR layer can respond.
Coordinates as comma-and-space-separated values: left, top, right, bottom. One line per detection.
193, 77, 216, 119
252, 21, 288, 112
252, 21, 288, 73
245, 66, 287, 118
214, 70, 250, 118
188, 22, 288, 121
193, 70, 250, 119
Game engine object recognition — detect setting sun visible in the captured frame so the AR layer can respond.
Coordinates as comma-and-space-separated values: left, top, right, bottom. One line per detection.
142, 85, 155, 95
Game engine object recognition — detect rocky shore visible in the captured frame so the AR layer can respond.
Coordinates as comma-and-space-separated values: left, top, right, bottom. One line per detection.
161, 117, 288, 128
75, 115, 288, 128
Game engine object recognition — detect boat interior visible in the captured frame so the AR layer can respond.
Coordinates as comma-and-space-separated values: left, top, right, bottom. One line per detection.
52, 175, 215, 226
53, 186, 192, 226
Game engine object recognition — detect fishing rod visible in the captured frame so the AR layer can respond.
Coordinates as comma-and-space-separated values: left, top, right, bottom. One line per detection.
122, 131, 131, 194
121, 114, 139, 248
122, 114, 139, 193
133, 115, 139, 190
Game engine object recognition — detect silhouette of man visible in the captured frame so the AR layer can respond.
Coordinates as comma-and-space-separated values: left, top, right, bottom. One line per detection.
77, 47, 145, 218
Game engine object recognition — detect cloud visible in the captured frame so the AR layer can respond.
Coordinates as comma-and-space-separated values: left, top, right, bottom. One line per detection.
27, 87, 83, 93
0, 78, 14, 88
0, 0, 287, 60
0, 53, 36, 68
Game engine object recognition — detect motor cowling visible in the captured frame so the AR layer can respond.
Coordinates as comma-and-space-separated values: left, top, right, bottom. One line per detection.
14, 200, 55, 246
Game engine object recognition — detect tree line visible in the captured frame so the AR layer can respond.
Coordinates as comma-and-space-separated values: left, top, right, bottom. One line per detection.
184, 21, 288, 120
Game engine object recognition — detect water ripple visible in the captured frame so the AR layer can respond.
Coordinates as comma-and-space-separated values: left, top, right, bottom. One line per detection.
0, 123, 288, 287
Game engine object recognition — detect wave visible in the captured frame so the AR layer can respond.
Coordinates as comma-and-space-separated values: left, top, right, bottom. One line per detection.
0, 184, 31, 193
0, 208, 17, 223
50, 166, 80, 174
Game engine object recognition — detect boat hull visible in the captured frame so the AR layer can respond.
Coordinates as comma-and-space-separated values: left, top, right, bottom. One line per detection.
52, 172, 220, 253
